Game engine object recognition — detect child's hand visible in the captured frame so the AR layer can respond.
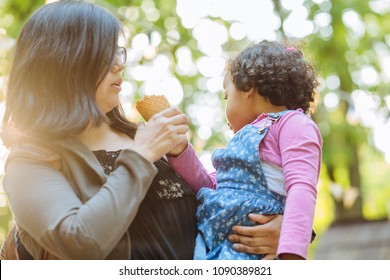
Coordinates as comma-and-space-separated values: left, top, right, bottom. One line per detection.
167, 140, 188, 157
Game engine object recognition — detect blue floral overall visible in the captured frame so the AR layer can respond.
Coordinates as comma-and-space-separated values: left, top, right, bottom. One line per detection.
194, 112, 288, 260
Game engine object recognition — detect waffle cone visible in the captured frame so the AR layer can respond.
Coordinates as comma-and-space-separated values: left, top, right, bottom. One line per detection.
135, 95, 171, 121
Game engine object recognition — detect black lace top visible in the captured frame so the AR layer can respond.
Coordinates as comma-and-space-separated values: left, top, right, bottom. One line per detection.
93, 150, 197, 259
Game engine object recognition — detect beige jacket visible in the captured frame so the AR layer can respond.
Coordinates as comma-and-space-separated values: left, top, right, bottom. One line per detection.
3, 136, 157, 259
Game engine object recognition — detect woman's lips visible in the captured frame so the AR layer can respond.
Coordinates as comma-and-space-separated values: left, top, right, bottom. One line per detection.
112, 80, 122, 92
112, 84, 121, 91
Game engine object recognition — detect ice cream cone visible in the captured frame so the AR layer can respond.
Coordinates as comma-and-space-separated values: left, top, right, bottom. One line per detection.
135, 95, 171, 121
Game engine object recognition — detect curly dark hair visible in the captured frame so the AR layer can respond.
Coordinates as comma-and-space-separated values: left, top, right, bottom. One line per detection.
227, 40, 319, 113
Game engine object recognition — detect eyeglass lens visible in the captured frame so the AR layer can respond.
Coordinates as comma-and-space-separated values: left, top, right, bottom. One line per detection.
116, 47, 127, 64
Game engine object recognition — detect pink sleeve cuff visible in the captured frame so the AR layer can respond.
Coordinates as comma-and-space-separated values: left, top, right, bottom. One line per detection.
277, 184, 317, 259
167, 143, 216, 193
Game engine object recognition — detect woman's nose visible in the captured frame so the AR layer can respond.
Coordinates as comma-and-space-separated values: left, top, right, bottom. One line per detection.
112, 56, 125, 72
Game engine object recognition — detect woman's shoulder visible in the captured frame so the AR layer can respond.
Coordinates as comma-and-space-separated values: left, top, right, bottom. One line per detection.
6, 142, 62, 169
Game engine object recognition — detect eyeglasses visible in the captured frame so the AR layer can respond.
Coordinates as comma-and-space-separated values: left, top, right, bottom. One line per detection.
116, 46, 127, 65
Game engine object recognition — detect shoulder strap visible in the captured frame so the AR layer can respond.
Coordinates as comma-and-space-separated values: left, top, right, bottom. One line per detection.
257, 110, 292, 134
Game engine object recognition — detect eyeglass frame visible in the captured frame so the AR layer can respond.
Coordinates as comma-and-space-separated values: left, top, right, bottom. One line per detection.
116, 46, 127, 65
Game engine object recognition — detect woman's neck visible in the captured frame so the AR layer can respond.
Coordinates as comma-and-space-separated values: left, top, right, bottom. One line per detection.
77, 121, 133, 152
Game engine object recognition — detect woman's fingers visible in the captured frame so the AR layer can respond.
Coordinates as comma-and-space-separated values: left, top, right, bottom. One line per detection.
151, 107, 190, 125
230, 242, 274, 255
149, 109, 190, 140
228, 214, 283, 256
154, 107, 181, 118
230, 215, 276, 238
228, 232, 261, 246
168, 123, 190, 135
248, 213, 277, 224
148, 109, 190, 136
133, 107, 190, 162
261, 254, 276, 260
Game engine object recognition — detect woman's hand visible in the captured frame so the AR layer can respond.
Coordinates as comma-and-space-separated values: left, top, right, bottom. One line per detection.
228, 214, 283, 260
132, 107, 190, 162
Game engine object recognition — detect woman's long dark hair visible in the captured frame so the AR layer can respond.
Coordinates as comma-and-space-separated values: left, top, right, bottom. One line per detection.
2, 0, 136, 145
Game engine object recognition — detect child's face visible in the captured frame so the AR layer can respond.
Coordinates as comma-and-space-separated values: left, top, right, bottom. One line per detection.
222, 73, 257, 134
95, 53, 125, 113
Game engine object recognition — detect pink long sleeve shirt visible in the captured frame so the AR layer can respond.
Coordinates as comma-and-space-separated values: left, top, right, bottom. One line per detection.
168, 110, 322, 259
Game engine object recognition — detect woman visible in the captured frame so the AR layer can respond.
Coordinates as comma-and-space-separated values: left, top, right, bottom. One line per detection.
1, 0, 282, 260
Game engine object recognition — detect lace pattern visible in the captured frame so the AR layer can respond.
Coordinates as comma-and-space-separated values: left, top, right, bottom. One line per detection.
92, 150, 193, 200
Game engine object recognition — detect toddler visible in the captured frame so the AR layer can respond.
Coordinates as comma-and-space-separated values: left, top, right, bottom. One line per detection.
168, 40, 322, 260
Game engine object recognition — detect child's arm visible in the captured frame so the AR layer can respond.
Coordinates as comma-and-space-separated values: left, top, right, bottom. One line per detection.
273, 112, 322, 259
167, 142, 217, 193
277, 184, 317, 260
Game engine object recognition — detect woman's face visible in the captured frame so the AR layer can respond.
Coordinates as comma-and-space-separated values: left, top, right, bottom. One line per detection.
223, 73, 257, 134
95, 52, 125, 113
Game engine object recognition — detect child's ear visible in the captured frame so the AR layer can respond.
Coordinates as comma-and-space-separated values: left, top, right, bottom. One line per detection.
245, 88, 257, 99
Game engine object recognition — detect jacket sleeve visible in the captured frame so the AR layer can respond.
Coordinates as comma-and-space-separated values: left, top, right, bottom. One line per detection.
4, 149, 157, 259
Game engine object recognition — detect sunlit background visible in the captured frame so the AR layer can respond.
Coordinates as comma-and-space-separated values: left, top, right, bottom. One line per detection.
0, 0, 389, 259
